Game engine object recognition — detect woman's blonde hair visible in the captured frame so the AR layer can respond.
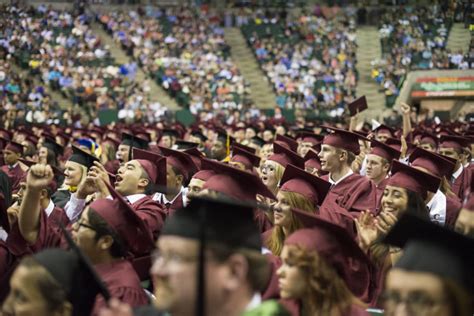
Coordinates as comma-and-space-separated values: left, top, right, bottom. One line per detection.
101, 143, 116, 164
273, 161, 285, 185
266, 190, 316, 256
59, 162, 88, 192
285, 244, 364, 315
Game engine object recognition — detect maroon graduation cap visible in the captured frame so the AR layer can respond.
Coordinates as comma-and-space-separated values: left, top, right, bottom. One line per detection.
285, 212, 372, 300
374, 124, 396, 138
321, 126, 362, 155
268, 143, 305, 169
387, 160, 441, 199
158, 146, 198, 184
132, 148, 167, 189
230, 146, 261, 171
202, 158, 275, 201
369, 139, 401, 162
347, 95, 368, 117
232, 142, 256, 154
279, 164, 331, 207
4, 141, 24, 155
275, 134, 298, 152
89, 182, 155, 255
439, 135, 470, 151
409, 147, 456, 179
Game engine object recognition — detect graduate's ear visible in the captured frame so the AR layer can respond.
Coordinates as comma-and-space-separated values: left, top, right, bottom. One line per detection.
138, 177, 150, 190
338, 149, 347, 162
40, 188, 49, 200
223, 253, 249, 291
382, 161, 390, 173
176, 174, 184, 187
97, 235, 114, 251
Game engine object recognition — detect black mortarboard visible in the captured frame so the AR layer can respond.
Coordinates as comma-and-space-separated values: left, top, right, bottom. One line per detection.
216, 130, 235, 145
162, 128, 180, 138
384, 213, 474, 293
42, 136, 64, 156
190, 129, 208, 142
162, 195, 264, 316
162, 195, 261, 250
121, 132, 149, 149
250, 136, 266, 148
122, 132, 149, 162
174, 140, 199, 151
68, 146, 99, 169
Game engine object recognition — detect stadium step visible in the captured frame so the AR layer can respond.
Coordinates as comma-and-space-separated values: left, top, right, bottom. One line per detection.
11, 63, 73, 112
224, 27, 276, 109
90, 21, 180, 111
447, 23, 471, 53
355, 26, 388, 121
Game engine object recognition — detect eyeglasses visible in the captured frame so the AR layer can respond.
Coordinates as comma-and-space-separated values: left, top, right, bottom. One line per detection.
152, 250, 198, 266
75, 219, 96, 232
381, 290, 447, 315
260, 164, 275, 173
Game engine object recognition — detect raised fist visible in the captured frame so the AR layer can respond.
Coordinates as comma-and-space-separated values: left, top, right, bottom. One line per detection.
26, 164, 54, 191
400, 102, 411, 115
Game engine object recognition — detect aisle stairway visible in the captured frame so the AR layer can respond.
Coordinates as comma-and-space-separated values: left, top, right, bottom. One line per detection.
447, 23, 471, 53
90, 21, 179, 111
355, 26, 388, 120
224, 27, 276, 109
11, 64, 73, 111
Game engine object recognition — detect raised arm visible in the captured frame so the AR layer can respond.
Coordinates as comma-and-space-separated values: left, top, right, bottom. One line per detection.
400, 102, 412, 138
19, 164, 53, 244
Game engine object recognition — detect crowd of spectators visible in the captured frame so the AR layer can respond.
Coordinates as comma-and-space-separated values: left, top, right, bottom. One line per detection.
98, 6, 250, 115
241, 6, 358, 116
0, 4, 166, 123
371, 4, 473, 107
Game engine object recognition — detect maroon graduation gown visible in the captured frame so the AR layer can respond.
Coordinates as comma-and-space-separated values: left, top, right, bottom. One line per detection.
131, 196, 167, 248
318, 202, 358, 239
321, 173, 377, 216
445, 195, 462, 229
375, 178, 389, 211
262, 253, 282, 300
254, 209, 273, 234
92, 260, 148, 315
16, 209, 148, 310
155, 191, 184, 217
1, 164, 26, 193
451, 167, 473, 201
47, 206, 70, 232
